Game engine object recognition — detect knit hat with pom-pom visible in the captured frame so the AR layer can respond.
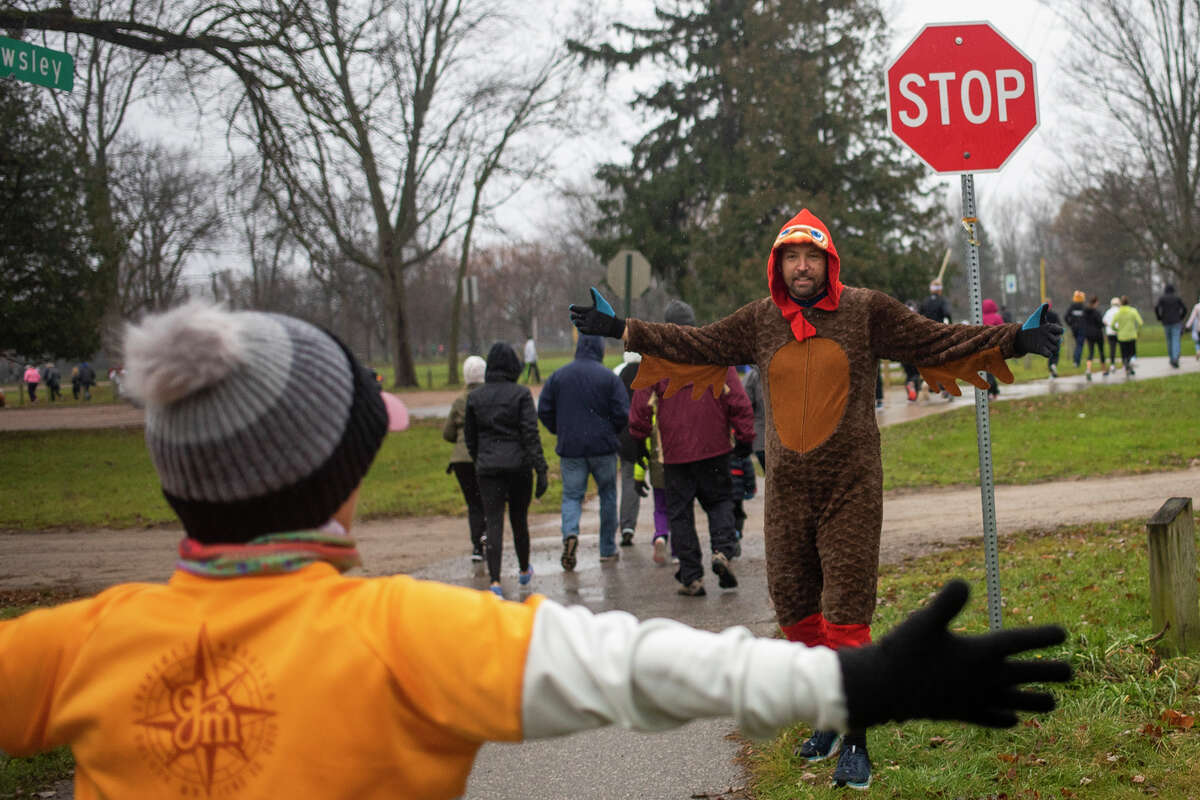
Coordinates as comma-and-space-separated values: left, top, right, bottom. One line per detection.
123, 302, 390, 544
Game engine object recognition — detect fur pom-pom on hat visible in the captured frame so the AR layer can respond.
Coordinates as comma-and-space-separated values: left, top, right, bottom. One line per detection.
123, 301, 248, 409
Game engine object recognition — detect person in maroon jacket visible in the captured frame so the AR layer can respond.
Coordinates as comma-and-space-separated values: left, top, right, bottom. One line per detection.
627, 299, 755, 597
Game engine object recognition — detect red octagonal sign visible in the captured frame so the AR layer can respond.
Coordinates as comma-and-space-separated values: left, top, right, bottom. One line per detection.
886, 22, 1038, 174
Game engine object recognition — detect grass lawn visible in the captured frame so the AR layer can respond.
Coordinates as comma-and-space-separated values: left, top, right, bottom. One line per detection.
749, 511, 1200, 798
881, 371, 1200, 489
1, 372, 1196, 531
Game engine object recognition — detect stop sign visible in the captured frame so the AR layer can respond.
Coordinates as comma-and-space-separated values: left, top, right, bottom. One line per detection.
886, 22, 1038, 173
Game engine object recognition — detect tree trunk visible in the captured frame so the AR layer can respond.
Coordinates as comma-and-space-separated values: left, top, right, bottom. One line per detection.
446, 209, 481, 387
387, 268, 418, 387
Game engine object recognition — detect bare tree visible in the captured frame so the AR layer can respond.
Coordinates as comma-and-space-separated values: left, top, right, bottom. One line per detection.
116, 142, 223, 317
1055, 0, 1200, 300
443, 47, 579, 385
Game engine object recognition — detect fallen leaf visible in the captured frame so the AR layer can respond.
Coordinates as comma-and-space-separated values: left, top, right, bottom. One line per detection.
1132, 774, 1146, 784
1161, 709, 1195, 729
929, 736, 948, 747
998, 752, 1020, 763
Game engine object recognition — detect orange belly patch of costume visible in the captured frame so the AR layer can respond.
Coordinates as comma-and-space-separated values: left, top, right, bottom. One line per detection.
768, 338, 849, 454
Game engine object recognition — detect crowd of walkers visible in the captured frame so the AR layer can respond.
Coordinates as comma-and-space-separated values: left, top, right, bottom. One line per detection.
444, 306, 761, 600
17, 361, 95, 403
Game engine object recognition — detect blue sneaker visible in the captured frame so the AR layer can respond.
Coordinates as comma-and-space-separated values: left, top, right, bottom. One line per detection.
519, 565, 534, 586
795, 729, 841, 762
489, 584, 504, 598
832, 743, 871, 790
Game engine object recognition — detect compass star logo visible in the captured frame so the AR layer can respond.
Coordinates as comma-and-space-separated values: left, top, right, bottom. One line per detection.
134, 625, 277, 796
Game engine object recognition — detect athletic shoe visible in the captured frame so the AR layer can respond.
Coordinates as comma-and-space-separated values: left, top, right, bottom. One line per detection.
471, 547, 484, 562
711, 551, 738, 589
795, 730, 841, 762
620, 528, 634, 547
561, 535, 578, 572
1048, 363, 1058, 378
832, 744, 871, 790
652, 536, 668, 565
599, 551, 620, 563
1086, 371, 1093, 382
905, 381, 917, 401
677, 579, 706, 596
518, 565, 534, 586
874, 399, 884, 411
489, 584, 504, 599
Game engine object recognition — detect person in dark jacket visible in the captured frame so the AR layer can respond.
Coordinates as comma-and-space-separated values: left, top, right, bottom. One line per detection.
1154, 283, 1189, 368
1081, 295, 1107, 380
1063, 291, 1087, 367
466, 343, 549, 598
537, 334, 629, 571
627, 300, 755, 597
77, 362, 96, 401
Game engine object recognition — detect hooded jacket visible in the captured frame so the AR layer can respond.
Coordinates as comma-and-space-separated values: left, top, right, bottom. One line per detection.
981, 299, 1004, 327
537, 335, 629, 458
1154, 285, 1188, 325
465, 343, 547, 475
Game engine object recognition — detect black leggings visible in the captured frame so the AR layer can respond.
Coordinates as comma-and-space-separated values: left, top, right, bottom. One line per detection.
1107, 334, 1119, 363
450, 462, 486, 551
1085, 337, 1105, 362
477, 470, 533, 583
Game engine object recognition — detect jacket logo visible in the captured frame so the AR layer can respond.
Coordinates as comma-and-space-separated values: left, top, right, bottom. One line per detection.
134, 625, 277, 796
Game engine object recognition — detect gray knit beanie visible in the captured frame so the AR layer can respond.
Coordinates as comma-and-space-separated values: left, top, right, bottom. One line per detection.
123, 302, 393, 543
664, 299, 696, 326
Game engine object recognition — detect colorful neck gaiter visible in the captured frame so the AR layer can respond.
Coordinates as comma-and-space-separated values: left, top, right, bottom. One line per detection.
177, 519, 362, 578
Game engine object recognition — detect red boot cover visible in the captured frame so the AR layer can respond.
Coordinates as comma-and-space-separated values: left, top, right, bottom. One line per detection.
780, 612, 827, 646
823, 621, 872, 650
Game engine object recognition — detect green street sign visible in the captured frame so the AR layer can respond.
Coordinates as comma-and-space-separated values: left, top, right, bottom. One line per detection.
0, 36, 74, 91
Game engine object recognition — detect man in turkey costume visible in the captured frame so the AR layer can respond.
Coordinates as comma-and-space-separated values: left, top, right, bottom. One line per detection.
571, 209, 1061, 789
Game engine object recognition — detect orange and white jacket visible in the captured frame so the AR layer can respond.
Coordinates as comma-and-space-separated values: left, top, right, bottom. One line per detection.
0, 564, 845, 799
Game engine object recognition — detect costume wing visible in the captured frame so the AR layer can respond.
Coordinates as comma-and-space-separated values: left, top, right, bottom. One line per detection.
918, 348, 1014, 397
631, 354, 728, 400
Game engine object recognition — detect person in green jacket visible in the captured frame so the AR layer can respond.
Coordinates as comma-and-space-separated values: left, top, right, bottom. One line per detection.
444, 355, 488, 560
1112, 296, 1144, 376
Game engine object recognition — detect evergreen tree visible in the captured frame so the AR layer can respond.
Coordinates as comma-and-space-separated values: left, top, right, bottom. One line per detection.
572, 0, 941, 318
0, 79, 102, 359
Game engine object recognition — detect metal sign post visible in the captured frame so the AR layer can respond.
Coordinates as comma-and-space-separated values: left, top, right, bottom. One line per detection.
962, 173, 1003, 632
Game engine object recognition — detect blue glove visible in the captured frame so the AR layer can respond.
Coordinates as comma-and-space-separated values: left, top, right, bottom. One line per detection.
1014, 303, 1063, 358
569, 287, 626, 339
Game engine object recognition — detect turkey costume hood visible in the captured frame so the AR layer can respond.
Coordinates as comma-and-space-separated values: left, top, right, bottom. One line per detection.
767, 209, 845, 342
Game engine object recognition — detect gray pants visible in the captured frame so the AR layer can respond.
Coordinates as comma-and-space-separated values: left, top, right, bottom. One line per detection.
618, 456, 641, 533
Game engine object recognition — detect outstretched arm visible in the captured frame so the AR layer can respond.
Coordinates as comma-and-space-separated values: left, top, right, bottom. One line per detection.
520, 579, 1070, 740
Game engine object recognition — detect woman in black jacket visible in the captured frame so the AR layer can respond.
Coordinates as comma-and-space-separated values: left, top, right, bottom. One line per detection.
465, 342, 549, 597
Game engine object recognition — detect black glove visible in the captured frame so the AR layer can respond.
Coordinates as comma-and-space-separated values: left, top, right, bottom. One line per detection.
634, 478, 649, 498
732, 439, 753, 459
535, 469, 548, 499
1013, 304, 1064, 358
569, 287, 626, 339
837, 579, 1071, 730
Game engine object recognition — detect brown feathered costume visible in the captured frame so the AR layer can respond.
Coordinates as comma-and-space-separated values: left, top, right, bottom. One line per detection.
625, 209, 1020, 650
